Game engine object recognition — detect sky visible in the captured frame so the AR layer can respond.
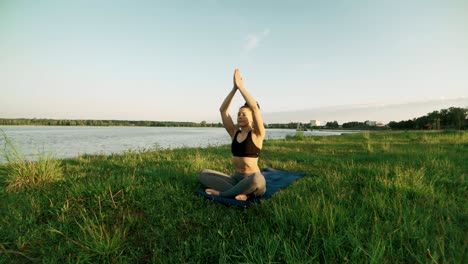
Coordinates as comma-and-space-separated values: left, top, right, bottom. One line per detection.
1, 0, 467, 124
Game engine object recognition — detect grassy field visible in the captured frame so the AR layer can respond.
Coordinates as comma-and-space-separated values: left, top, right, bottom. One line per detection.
0, 130, 466, 263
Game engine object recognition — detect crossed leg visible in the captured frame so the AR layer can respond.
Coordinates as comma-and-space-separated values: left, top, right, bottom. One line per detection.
199, 169, 249, 200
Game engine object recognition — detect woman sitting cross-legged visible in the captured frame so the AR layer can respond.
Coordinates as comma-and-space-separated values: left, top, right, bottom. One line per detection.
198, 68, 266, 201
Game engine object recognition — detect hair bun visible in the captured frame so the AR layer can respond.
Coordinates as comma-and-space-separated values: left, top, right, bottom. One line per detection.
244, 101, 260, 109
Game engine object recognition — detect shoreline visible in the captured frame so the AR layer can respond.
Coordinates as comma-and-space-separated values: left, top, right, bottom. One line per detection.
0, 127, 351, 164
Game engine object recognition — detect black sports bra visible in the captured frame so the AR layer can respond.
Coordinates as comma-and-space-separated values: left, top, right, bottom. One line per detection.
231, 130, 261, 158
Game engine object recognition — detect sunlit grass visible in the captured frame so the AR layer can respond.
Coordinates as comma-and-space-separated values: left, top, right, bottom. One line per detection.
0, 129, 63, 192
0, 130, 466, 263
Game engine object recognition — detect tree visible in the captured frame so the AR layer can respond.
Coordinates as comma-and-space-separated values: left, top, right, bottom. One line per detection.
448, 107, 467, 130
325, 121, 339, 129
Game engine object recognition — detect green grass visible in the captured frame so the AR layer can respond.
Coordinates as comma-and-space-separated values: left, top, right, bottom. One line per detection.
0, 130, 466, 263
0, 130, 63, 192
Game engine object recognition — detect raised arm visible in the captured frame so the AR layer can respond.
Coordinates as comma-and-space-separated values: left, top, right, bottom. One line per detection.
219, 86, 238, 138
234, 69, 266, 138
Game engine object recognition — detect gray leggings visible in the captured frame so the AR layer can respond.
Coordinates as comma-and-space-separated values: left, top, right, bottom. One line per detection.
199, 169, 266, 197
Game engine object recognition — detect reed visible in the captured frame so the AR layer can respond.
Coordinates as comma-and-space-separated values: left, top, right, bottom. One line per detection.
0, 129, 63, 192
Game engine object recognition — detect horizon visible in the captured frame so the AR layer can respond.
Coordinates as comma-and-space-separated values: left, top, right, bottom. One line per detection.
1, 97, 466, 125
1, 1, 467, 123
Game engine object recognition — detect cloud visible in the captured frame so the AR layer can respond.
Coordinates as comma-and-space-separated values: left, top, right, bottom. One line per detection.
243, 29, 270, 52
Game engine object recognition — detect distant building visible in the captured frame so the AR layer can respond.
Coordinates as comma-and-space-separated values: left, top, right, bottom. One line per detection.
310, 120, 320, 127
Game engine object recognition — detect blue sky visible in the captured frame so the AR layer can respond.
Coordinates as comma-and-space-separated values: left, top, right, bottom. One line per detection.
1, 0, 467, 124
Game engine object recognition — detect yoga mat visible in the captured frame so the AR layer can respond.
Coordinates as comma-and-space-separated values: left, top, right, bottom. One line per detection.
195, 168, 306, 208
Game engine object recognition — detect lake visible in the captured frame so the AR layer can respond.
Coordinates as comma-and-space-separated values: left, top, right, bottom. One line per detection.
0, 126, 349, 163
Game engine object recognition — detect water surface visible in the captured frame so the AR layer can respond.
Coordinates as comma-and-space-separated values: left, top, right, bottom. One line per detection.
0, 126, 347, 162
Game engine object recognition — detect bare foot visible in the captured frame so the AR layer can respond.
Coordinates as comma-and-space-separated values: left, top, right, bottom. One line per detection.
205, 189, 220, 196
235, 194, 248, 201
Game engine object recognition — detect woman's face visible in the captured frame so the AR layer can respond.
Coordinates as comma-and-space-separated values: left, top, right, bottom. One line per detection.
237, 107, 253, 127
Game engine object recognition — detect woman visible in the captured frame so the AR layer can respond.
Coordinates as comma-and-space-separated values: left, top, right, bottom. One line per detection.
198, 69, 266, 201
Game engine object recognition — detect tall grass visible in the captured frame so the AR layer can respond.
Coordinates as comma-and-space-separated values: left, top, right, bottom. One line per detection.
49, 200, 129, 262
0, 130, 466, 263
0, 130, 63, 192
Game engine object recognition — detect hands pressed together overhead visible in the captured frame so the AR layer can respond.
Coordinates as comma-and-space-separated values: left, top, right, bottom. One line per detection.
233, 68, 244, 90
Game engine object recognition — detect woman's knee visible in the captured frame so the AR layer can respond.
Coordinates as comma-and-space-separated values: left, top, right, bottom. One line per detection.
198, 169, 220, 184
199, 169, 219, 176
252, 173, 266, 196
252, 173, 266, 185
199, 169, 210, 174
198, 169, 209, 182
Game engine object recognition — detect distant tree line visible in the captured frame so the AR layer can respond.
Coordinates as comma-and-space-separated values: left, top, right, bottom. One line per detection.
267, 106, 467, 131
340, 107, 466, 130
0, 118, 223, 128
1, 106, 466, 130
325, 121, 340, 129
267, 123, 301, 129
341, 121, 387, 130
267, 121, 376, 130
387, 107, 467, 130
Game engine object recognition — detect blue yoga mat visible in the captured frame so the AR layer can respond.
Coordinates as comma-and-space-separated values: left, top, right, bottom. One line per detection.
195, 168, 306, 208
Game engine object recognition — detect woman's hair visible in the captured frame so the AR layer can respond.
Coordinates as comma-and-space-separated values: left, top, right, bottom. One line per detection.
242, 101, 260, 110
